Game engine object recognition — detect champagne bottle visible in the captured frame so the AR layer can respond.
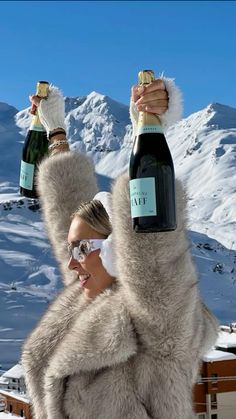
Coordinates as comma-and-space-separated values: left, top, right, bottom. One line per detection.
19, 81, 49, 199
129, 70, 177, 233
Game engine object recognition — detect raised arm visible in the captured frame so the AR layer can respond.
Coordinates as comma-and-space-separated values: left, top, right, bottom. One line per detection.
117, 75, 218, 353
33, 87, 98, 285
112, 174, 218, 416
112, 174, 218, 348
37, 152, 98, 286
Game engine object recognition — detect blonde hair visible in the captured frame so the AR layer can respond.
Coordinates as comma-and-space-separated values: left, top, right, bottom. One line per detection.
71, 200, 112, 237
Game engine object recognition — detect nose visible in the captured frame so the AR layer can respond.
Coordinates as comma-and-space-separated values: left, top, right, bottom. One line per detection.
68, 256, 82, 271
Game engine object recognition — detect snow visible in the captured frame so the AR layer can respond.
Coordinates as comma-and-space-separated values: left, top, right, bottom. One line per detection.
1, 364, 23, 379
216, 331, 236, 348
0, 413, 19, 418
0, 92, 236, 371
0, 390, 29, 404
203, 348, 236, 362
166, 103, 236, 251
0, 378, 8, 385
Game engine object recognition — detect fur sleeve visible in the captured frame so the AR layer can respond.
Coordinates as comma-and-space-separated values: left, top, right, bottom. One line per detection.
37, 152, 98, 286
111, 173, 218, 353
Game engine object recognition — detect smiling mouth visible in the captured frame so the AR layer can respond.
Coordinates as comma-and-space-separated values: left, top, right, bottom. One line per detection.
79, 274, 91, 287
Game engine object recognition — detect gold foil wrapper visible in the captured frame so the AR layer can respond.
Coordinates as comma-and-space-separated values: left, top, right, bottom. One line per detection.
138, 70, 155, 85
138, 111, 161, 126
137, 70, 161, 125
36, 81, 49, 98
32, 113, 41, 126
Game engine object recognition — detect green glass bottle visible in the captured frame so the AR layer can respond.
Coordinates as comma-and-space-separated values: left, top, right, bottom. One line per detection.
129, 70, 177, 233
19, 81, 49, 199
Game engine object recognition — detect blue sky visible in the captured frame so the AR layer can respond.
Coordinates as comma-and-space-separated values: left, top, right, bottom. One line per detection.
0, 1, 236, 117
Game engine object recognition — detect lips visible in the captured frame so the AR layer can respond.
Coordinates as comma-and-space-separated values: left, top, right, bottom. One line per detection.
79, 274, 90, 287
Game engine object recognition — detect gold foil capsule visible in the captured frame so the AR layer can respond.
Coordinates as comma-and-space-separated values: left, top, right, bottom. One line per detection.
138, 70, 155, 85
36, 81, 49, 98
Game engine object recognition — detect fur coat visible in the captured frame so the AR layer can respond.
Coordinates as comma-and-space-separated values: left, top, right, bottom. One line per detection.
21, 82, 218, 419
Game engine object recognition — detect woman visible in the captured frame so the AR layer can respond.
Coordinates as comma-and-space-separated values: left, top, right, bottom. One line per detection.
21, 77, 218, 419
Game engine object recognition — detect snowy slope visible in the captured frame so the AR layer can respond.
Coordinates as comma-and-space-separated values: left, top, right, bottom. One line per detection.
0, 199, 61, 371
190, 231, 236, 324
0, 93, 235, 371
168, 103, 236, 251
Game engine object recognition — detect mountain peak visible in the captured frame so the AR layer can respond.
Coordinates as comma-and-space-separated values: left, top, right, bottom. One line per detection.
0, 102, 18, 122
207, 102, 236, 112
87, 91, 105, 100
174, 102, 236, 133
64, 91, 109, 114
205, 102, 236, 129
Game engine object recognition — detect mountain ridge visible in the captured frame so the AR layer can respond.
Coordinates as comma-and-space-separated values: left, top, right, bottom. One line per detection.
1, 92, 235, 249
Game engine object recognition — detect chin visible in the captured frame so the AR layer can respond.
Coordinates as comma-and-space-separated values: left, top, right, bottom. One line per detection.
84, 288, 98, 299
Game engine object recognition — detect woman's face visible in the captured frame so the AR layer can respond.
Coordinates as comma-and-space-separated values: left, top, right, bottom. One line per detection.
67, 216, 112, 298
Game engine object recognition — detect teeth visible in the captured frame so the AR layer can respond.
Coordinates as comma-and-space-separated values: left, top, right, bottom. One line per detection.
79, 275, 90, 281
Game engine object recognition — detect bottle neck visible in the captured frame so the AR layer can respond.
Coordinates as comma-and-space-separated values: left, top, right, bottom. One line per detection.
137, 111, 163, 135
30, 112, 46, 132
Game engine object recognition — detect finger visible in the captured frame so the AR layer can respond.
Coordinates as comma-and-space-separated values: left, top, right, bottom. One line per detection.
139, 106, 167, 115
29, 95, 42, 107
143, 79, 166, 94
136, 102, 168, 114
136, 100, 168, 112
136, 90, 167, 105
146, 106, 168, 115
149, 106, 168, 115
131, 85, 141, 103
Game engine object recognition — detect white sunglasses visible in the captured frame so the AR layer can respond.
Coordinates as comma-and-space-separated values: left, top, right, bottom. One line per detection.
68, 239, 105, 262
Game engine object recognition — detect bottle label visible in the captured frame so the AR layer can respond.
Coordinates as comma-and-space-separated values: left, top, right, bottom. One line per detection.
129, 178, 157, 218
19, 161, 34, 190
137, 124, 163, 135
30, 114, 45, 132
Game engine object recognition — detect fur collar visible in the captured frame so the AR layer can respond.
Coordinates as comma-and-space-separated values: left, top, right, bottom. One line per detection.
45, 283, 137, 380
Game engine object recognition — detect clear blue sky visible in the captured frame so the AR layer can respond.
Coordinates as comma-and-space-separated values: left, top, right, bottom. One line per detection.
1, 1, 236, 116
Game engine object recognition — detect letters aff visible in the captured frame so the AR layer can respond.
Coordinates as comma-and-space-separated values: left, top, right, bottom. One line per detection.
131, 197, 147, 206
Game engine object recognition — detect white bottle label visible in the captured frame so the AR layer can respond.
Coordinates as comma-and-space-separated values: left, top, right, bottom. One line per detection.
137, 124, 163, 135
129, 178, 157, 218
19, 161, 34, 190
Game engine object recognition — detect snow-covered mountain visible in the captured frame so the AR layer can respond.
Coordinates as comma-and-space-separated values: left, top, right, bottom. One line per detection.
16, 92, 132, 171
0, 93, 235, 371
168, 103, 236, 250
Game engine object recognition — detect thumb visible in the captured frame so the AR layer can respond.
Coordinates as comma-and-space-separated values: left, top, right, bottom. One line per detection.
29, 95, 42, 107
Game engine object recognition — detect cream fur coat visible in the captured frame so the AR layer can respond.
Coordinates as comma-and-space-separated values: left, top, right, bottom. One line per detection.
21, 82, 218, 419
